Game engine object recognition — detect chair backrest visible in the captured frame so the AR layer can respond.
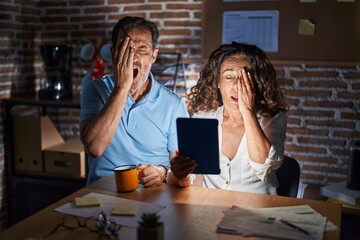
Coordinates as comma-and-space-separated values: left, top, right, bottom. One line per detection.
276, 155, 300, 197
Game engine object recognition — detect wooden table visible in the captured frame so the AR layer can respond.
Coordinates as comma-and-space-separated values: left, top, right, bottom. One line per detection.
0, 176, 341, 240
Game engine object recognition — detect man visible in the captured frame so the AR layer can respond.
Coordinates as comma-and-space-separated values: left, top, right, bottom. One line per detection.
80, 16, 188, 186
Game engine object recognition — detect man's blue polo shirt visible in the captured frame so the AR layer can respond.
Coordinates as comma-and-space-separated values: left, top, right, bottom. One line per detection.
80, 74, 189, 184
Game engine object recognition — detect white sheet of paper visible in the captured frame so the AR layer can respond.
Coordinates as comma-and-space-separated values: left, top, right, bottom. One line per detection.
55, 192, 165, 228
217, 205, 335, 240
222, 10, 279, 52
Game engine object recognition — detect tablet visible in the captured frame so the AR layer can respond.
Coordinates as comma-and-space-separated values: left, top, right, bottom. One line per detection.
176, 118, 221, 174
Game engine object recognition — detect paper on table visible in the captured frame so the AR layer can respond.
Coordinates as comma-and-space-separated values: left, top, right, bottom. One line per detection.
55, 192, 165, 228
217, 205, 333, 240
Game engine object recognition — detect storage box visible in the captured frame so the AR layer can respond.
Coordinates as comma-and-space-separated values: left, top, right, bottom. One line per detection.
13, 115, 64, 173
43, 138, 85, 178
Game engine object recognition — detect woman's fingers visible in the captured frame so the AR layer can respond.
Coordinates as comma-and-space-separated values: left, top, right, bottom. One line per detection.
171, 156, 197, 179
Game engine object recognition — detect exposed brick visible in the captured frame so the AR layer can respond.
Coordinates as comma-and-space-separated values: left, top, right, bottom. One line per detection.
69, 0, 105, 6
327, 176, 347, 182
83, 22, 114, 29
285, 89, 332, 97
340, 112, 360, 120
285, 145, 327, 154
290, 70, 339, 78
164, 20, 201, 27
299, 80, 347, 88
150, 12, 190, 19
301, 174, 325, 182
278, 77, 294, 86
352, 83, 360, 89
40, 16, 68, 22
70, 16, 105, 22
297, 137, 345, 147
124, 4, 161, 11
84, 6, 119, 14
0, 13, 13, 21
287, 127, 329, 136
108, 13, 146, 22
0, 4, 19, 12
159, 29, 191, 36
286, 116, 301, 125
337, 91, 360, 99
344, 72, 360, 79
305, 119, 355, 129
167, 3, 203, 10
303, 100, 353, 108
45, 8, 81, 15
303, 165, 347, 175
330, 148, 349, 157
109, 0, 145, 3
293, 155, 339, 164
287, 109, 334, 118
160, 38, 201, 45
37, 1, 68, 7
44, 25, 80, 31
333, 130, 360, 138
284, 97, 299, 106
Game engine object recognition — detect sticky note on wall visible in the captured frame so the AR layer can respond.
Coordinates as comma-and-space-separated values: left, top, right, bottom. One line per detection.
298, 19, 315, 35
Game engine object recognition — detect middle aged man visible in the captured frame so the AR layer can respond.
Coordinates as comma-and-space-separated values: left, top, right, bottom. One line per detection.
80, 16, 188, 186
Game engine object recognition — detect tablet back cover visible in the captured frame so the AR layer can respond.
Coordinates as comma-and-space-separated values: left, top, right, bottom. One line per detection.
176, 118, 220, 174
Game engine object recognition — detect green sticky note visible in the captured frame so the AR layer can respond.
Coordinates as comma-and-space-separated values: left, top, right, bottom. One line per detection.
298, 19, 315, 36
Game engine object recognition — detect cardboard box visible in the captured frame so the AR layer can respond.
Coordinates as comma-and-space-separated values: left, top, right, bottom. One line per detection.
13, 115, 28, 171
43, 138, 85, 178
12, 115, 64, 173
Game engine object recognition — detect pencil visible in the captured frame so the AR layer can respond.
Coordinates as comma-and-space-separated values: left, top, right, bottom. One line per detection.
280, 219, 310, 235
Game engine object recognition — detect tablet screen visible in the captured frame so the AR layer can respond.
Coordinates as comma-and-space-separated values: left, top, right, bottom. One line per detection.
176, 118, 221, 174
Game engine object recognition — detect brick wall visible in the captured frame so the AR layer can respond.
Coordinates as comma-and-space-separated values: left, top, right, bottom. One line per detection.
0, 0, 359, 230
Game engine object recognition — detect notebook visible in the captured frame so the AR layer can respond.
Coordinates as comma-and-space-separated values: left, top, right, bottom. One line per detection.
176, 118, 221, 174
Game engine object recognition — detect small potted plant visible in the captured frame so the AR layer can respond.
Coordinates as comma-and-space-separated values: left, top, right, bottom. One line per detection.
137, 212, 164, 240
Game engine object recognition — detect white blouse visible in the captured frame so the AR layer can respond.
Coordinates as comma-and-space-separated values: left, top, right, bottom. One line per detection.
193, 106, 287, 195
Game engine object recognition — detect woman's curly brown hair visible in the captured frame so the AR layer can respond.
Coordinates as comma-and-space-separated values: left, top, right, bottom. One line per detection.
187, 42, 287, 117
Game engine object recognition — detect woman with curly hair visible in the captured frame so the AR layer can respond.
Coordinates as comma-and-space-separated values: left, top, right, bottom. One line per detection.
167, 42, 288, 195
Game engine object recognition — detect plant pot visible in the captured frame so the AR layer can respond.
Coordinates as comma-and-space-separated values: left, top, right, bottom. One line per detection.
137, 223, 164, 240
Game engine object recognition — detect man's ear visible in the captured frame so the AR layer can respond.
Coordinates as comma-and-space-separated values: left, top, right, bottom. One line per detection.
152, 48, 159, 63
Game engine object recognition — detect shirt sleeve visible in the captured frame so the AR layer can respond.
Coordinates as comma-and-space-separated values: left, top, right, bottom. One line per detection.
249, 112, 287, 181
80, 76, 111, 123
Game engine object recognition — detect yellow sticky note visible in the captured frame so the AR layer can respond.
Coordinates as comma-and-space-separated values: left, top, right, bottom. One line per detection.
75, 197, 101, 207
111, 205, 139, 216
298, 19, 315, 36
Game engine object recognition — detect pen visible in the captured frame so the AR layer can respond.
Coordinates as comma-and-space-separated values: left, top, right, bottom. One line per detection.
280, 219, 309, 235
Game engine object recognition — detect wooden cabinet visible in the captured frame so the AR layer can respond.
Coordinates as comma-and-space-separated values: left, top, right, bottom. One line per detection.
2, 97, 86, 227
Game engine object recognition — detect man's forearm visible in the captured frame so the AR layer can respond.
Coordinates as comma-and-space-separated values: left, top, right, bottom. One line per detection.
81, 87, 128, 157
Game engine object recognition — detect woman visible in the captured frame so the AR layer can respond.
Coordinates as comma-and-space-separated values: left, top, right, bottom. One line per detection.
167, 42, 287, 195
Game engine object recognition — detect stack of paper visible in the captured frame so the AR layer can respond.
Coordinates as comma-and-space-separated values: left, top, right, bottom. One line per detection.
217, 205, 335, 240
320, 181, 360, 205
